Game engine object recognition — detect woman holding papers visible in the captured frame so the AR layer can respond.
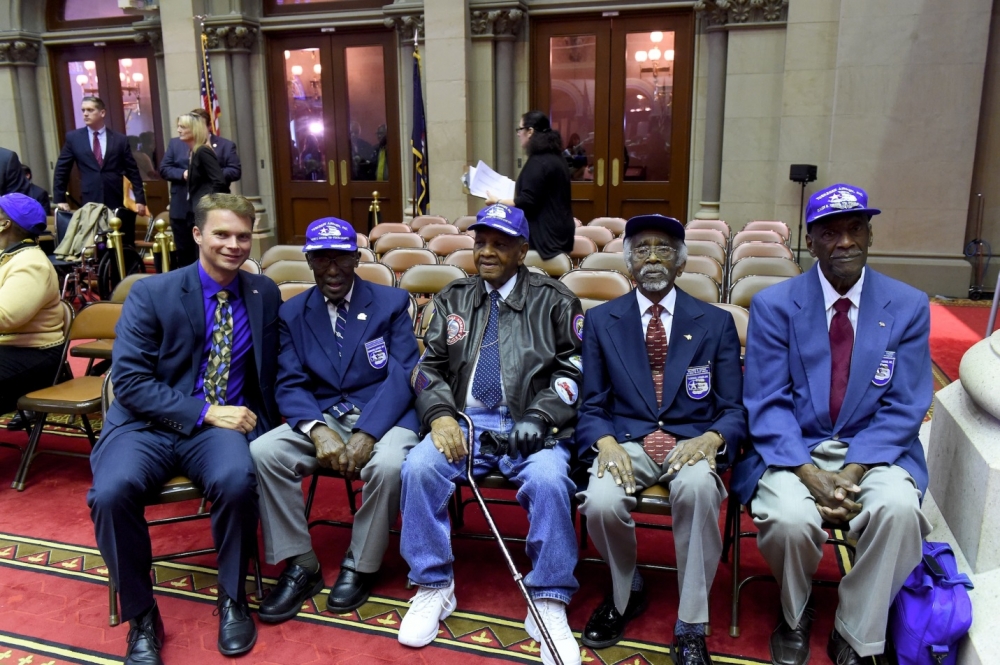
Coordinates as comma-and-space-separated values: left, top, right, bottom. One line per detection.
488, 111, 574, 259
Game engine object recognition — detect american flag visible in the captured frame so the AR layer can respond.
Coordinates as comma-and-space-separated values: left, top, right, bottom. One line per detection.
199, 33, 221, 135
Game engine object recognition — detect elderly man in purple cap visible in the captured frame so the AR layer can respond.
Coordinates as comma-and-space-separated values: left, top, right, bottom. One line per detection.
575, 214, 746, 664
0, 193, 64, 416
733, 183, 932, 665
397, 203, 584, 665
250, 217, 421, 622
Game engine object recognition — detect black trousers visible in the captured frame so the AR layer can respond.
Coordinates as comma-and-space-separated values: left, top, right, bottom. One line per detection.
0, 345, 62, 415
87, 424, 259, 622
170, 216, 198, 268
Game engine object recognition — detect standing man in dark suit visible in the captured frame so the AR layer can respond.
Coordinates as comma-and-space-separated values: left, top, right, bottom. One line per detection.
20, 165, 50, 212
0, 148, 30, 196
251, 217, 420, 622
575, 215, 746, 664
88, 193, 280, 665
53, 96, 146, 245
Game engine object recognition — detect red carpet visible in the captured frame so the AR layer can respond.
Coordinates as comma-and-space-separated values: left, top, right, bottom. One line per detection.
929, 299, 997, 382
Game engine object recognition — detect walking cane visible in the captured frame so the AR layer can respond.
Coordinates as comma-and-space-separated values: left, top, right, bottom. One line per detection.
456, 411, 565, 665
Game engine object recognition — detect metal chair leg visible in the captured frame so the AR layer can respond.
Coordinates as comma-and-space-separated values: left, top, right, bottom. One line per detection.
304, 472, 321, 519
109, 578, 120, 626
729, 504, 742, 638
579, 513, 589, 549
81, 414, 97, 446
11, 413, 46, 491
252, 551, 264, 602
344, 477, 358, 514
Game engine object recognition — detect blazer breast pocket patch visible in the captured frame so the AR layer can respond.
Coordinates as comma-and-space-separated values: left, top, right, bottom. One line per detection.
685, 364, 711, 400
872, 351, 895, 387
365, 337, 388, 369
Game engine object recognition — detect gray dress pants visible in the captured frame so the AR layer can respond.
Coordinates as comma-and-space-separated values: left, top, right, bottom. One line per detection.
250, 411, 419, 572
750, 439, 931, 657
576, 441, 727, 624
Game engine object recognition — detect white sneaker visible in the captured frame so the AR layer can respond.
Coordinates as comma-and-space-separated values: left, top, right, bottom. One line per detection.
397, 581, 457, 648
524, 599, 582, 665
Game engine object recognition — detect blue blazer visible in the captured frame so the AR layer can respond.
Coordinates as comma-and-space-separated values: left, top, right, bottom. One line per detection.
577, 287, 747, 468
98, 263, 281, 448
159, 136, 241, 220
275, 277, 420, 439
731, 266, 932, 504
53, 127, 145, 207
0, 148, 31, 196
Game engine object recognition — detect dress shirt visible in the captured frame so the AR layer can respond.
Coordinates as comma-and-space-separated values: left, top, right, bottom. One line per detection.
636, 286, 677, 340
817, 266, 865, 334
91, 127, 107, 161
299, 282, 356, 436
464, 273, 518, 409
193, 264, 252, 423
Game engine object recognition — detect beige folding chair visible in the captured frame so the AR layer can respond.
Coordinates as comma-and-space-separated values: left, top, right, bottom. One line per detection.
398, 264, 467, 304
603, 237, 624, 253
711, 303, 749, 358
356, 233, 369, 248
368, 223, 413, 243
410, 215, 449, 231
588, 217, 626, 236
428, 233, 474, 258
684, 255, 724, 288
687, 219, 731, 237
574, 225, 615, 250
524, 250, 573, 277
358, 247, 376, 263
686, 239, 727, 268
279, 281, 314, 302
729, 256, 801, 287
109, 272, 153, 303
745, 220, 790, 243
732, 229, 783, 249
729, 274, 790, 308
579, 252, 630, 279
355, 262, 395, 287
260, 244, 306, 270
374, 232, 425, 256
731, 241, 794, 263
444, 248, 477, 275
239, 257, 262, 275
264, 260, 314, 283
684, 228, 727, 250
559, 270, 632, 309
675, 272, 720, 304
454, 215, 477, 232
570, 236, 599, 264
380, 248, 438, 275
418, 224, 460, 242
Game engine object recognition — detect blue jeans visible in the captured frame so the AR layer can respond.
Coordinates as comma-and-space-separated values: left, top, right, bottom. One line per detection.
400, 406, 579, 604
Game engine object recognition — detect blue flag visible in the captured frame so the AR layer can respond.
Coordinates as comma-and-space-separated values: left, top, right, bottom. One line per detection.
411, 47, 429, 215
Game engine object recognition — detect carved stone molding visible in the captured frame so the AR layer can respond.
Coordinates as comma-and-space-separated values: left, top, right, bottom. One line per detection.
383, 15, 424, 43
134, 29, 163, 56
694, 0, 788, 29
470, 8, 524, 39
204, 23, 259, 54
0, 39, 40, 66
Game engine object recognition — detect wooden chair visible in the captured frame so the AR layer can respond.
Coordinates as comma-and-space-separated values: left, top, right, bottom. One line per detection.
745, 220, 790, 243
524, 250, 573, 277
428, 233, 474, 259
367, 223, 412, 243
410, 215, 449, 231
12, 301, 122, 491
358, 247, 376, 263
728, 274, 790, 308
239, 257, 262, 275
100, 376, 264, 626
444, 248, 477, 275
374, 232, 424, 257
603, 237, 624, 253
675, 272, 720, 304
454, 215, 477, 232
260, 244, 306, 270
380, 248, 437, 275
684, 228, 728, 250
684, 255, 724, 288
574, 225, 615, 250
732, 229, 783, 250
588, 217, 627, 236
731, 241, 794, 263
580, 252, 630, 280
687, 219, 731, 237
729, 256, 801, 289
355, 262, 395, 288
417, 224, 459, 242
570, 236, 599, 264
279, 281, 314, 302
686, 239, 727, 268
263, 260, 314, 284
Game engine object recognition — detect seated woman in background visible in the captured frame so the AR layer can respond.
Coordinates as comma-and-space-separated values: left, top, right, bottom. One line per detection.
0, 193, 65, 419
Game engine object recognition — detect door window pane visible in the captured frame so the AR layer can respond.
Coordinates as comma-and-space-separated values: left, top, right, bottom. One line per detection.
63, 0, 129, 21
549, 35, 596, 182
119, 58, 159, 181
345, 46, 388, 182
624, 31, 674, 182
285, 48, 327, 181
68, 60, 99, 129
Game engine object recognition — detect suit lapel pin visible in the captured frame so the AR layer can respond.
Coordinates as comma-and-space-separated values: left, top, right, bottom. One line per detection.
684, 334, 692, 340
879, 321, 885, 327
252, 290, 258, 294
358, 313, 367, 320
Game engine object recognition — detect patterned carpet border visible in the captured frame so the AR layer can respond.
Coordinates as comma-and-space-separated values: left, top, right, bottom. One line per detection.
0, 533, 768, 665
0, 629, 120, 664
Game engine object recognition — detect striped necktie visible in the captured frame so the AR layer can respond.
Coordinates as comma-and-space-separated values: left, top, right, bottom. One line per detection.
643, 303, 676, 465
334, 299, 349, 357
471, 290, 503, 408
203, 291, 233, 406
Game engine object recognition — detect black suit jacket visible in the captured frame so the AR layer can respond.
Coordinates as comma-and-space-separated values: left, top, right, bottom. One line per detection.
160, 137, 241, 220
53, 127, 145, 207
0, 148, 31, 197
187, 146, 229, 212
97, 263, 281, 450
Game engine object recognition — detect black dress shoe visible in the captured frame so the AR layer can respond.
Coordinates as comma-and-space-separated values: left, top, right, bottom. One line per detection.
216, 591, 257, 656
125, 602, 164, 665
6, 411, 34, 431
828, 629, 878, 665
258, 563, 324, 624
769, 605, 814, 665
581, 588, 647, 649
672, 632, 713, 665
325, 559, 375, 612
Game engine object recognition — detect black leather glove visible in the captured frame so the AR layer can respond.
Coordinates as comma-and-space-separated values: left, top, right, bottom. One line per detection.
509, 415, 547, 458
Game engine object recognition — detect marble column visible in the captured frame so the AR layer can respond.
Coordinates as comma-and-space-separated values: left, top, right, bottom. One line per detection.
134, 22, 167, 143
693, 4, 728, 220
0, 38, 46, 190
477, 9, 524, 178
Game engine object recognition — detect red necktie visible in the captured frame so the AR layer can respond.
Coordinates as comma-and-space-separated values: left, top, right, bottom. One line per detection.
643, 304, 676, 464
829, 298, 853, 423
92, 131, 103, 168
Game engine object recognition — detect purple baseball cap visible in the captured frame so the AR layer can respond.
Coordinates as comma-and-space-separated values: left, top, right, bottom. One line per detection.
0, 193, 46, 235
624, 214, 685, 242
469, 203, 530, 240
303, 217, 358, 253
806, 183, 881, 226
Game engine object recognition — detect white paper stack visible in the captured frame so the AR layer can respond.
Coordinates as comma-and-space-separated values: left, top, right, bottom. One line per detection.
468, 160, 516, 201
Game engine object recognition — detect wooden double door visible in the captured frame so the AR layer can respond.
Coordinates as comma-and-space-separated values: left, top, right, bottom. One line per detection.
269, 30, 402, 242
532, 12, 694, 222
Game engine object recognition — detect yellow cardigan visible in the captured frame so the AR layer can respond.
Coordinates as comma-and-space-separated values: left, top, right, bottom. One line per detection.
0, 243, 64, 349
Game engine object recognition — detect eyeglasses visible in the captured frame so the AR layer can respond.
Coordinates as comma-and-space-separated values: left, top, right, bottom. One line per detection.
515, 126, 528, 134
308, 253, 357, 270
631, 245, 678, 261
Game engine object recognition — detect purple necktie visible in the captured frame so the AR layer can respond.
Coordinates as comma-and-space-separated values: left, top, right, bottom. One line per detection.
829, 298, 853, 423
92, 131, 103, 168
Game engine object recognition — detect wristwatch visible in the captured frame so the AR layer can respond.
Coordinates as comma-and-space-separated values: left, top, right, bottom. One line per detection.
708, 430, 726, 456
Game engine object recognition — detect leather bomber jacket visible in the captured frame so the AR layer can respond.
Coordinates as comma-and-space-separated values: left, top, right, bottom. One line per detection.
412, 266, 584, 431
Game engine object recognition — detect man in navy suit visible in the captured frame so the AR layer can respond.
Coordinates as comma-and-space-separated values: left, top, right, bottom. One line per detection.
88, 193, 280, 665
0, 147, 31, 196
159, 108, 242, 267
575, 215, 746, 664
53, 96, 146, 244
251, 216, 420, 622
733, 184, 932, 665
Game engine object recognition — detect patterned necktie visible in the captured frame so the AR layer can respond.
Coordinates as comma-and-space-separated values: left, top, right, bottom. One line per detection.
334, 299, 349, 357
829, 298, 854, 424
471, 290, 503, 408
203, 291, 233, 406
92, 131, 103, 168
643, 303, 676, 465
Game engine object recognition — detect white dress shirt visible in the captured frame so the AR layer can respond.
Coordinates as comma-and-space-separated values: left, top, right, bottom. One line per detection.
817, 266, 865, 334
465, 273, 518, 409
636, 286, 677, 340
300, 284, 355, 435
91, 126, 107, 160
